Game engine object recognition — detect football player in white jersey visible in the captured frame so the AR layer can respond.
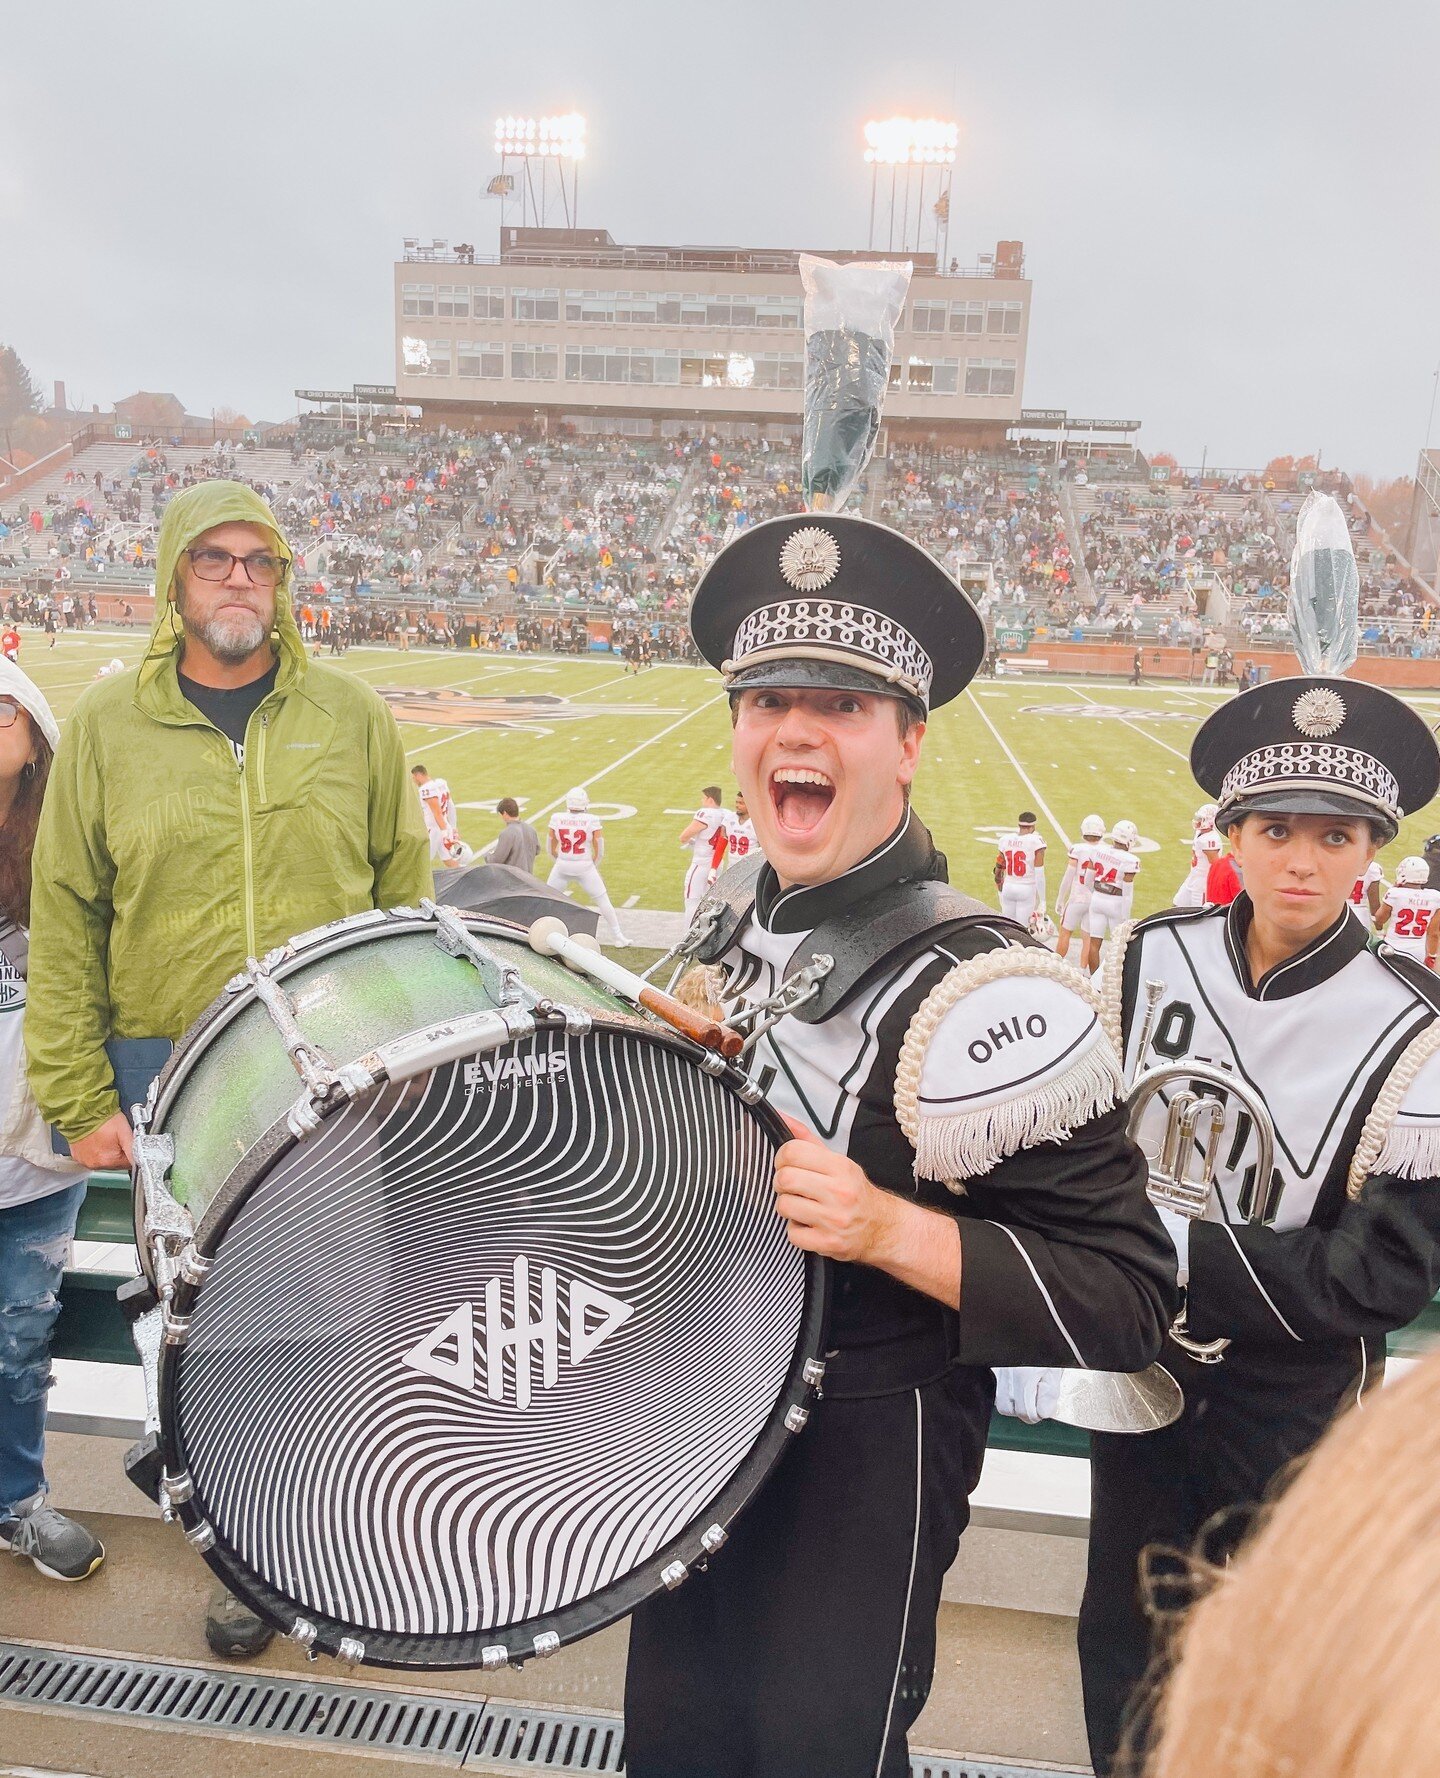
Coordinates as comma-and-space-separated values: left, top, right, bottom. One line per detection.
546, 788, 630, 946
1081, 821, 1140, 972
1173, 803, 1222, 908
411, 763, 472, 865
724, 792, 762, 866
679, 786, 730, 921
1056, 814, 1107, 960
1347, 858, 1385, 929
1375, 856, 1440, 963
993, 811, 1047, 929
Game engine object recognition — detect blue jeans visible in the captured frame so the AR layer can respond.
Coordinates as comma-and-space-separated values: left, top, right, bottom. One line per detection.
0, 1181, 86, 1516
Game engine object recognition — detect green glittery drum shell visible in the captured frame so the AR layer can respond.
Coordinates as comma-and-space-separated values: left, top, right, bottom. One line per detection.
146, 914, 639, 1223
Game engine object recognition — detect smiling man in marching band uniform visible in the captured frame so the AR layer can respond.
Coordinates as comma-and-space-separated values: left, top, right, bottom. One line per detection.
1067, 675, 1440, 1772
621, 512, 1177, 1778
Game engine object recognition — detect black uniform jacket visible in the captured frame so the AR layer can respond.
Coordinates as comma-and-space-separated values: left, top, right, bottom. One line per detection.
720, 812, 1178, 1397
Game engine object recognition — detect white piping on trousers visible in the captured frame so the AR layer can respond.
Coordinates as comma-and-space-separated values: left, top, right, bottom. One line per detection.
875, 1388, 924, 1777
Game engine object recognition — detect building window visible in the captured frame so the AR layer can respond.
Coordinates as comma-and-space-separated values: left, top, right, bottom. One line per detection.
904, 357, 960, 394
752, 353, 803, 389
911, 301, 949, 334
949, 300, 984, 335
987, 301, 1023, 335
423, 339, 451, 377
964, 358, 1017, 396
472, 287, 507, 321
511, 344, 559, 380
457, 342, 505, 378
565, 346, 681, 385
755, 295, 802, 328
401, 282, 435, 318
616, 291, 659, 324
436, 285, 469, 319
566, 290, 616, 324
888, 362, 903, 390
512, 287, 560, 322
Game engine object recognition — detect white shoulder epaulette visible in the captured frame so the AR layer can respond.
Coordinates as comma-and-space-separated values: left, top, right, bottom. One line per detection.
895, 945, 1124, 1189
1346, 1017, 1440, 1196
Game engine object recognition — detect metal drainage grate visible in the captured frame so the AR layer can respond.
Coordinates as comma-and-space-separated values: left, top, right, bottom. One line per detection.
0, 1642, 1080, 1777
911, 1759, 1088, 1778
0, 1642, 480, 1763
468, 1704, 625, 1771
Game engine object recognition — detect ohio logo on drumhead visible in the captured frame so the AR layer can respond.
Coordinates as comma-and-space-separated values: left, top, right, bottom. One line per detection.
401, 1256, 634, 1410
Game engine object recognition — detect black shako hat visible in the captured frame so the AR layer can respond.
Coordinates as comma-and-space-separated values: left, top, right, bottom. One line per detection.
1192, 675, 1440, 842
689, 513, 987, 714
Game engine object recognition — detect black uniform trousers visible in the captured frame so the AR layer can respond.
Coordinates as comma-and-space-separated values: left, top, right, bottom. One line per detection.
624, 1366, 989, 1778
1078, 1334, 1371, 1775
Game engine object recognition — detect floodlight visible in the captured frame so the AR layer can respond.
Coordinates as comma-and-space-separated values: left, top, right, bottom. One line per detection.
861, 116, 960, 165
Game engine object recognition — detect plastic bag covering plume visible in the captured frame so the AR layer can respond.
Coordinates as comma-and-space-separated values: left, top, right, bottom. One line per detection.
1288, 490, 1359, 676
799, 256, 912, 512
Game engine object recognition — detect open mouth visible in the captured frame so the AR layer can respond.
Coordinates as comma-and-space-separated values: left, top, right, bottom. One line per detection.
770, 767, 835, 837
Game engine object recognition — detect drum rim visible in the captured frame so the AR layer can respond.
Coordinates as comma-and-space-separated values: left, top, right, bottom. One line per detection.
155, 1019, 829, 1670
133, 907, 637, 1285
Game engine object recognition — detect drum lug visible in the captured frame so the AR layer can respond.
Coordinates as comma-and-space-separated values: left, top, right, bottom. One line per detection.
697, 1050, 727, 1078
160, 1469, 194, 1512
802, 1358, 827, 1388
290, 1619, 318, 1655
701, 1524, 728, 1554
161, 1308, 192, 1348
337, 1637, 365, 1666
532, 1632, 561, 1659
557, 1006, 592, 1036
481, 1645, 510, 1671
184, 1518, 215, 1553
661, 1561, 688, 1590
784, 1404, 810, 1434
179, 1248, 213, 1288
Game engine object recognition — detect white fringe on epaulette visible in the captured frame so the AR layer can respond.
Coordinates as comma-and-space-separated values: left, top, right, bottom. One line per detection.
911, 1040, 1124, 1189
1347, 1017, 1440, 1197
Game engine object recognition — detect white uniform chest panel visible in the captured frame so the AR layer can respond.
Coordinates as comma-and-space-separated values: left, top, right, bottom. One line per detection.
1093, 845, 1138, 888
688, 810, 725, 858
550, 814, 597, 858
723, 919, 936, 1151
999, 833, 1044, 877
1129, 921, 1428, 1230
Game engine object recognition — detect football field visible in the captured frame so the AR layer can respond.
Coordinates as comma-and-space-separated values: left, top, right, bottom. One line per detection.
30, 632, 1440, 919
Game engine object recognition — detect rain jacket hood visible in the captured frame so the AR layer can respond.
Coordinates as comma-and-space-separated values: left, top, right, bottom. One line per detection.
142, 480, 308, 691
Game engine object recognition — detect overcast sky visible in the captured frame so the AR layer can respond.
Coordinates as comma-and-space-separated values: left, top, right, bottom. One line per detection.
4, 0, 1436, 475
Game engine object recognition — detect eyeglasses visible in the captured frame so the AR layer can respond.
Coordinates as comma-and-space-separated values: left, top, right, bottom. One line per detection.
0, 700, 20, 728
185, 547, 291, 588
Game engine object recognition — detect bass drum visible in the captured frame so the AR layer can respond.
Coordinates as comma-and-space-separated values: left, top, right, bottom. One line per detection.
133, 908, 826, 1669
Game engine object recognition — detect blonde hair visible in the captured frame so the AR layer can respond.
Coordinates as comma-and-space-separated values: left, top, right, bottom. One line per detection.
671, 965, 726, 1021
1147, 1351, 1440, 1778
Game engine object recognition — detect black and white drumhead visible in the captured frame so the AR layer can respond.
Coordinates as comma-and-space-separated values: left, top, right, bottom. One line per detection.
161, 1024, 824, 1667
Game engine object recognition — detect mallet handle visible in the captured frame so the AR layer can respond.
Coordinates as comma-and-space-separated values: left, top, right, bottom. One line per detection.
530, 922, 742, 1058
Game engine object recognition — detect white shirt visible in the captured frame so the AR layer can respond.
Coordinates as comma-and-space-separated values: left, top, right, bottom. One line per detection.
686, 806, 728, 863
726, 815, 761, 861
416, 776, 457, 838
1349, 861, 1385, 929
0, 937, 85, 1208
1175, 828, 1224, 907
1381, 885, 1440, 960
549, 810, 603, 863
997, 831, 1045, 885
1090, 842, 1139, 896
1064, 841, 1101, 904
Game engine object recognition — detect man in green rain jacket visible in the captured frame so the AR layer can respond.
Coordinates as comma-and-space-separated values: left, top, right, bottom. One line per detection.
25, 480, 430, 1653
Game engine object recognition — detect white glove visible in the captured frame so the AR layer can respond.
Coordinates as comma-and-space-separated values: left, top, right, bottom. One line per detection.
1157, 1206, 1191, 1287
991, 1366, 1064, 1424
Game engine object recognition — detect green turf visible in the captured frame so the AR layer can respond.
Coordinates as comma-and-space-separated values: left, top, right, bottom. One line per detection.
25, 634, 1440, 918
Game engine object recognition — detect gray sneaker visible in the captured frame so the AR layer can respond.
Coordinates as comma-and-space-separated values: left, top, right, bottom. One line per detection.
0, 1493, 106, 1582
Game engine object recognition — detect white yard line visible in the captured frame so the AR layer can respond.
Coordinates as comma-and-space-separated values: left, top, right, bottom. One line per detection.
528, 693, 728, 822
1066, 684, 1192, 761
963, 689, 1071, 848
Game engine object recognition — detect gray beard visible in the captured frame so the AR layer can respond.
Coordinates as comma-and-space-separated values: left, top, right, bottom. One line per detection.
183, 607, 269, 664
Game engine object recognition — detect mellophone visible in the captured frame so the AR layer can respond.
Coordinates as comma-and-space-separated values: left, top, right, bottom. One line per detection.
124, 903, 827, 1670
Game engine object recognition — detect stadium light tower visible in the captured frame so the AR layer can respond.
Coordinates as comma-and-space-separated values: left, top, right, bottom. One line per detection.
491, 113, 587, 233
862, 117, 958, 264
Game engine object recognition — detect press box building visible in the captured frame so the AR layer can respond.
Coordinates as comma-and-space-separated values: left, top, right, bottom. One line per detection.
391, 227, 1031, 444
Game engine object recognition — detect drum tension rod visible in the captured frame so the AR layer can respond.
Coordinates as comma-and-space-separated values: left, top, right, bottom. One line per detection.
243, 962, 375, 1117
421, 899, 538, 1011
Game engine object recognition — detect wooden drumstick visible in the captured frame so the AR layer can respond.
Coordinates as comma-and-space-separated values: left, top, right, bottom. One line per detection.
528, 917, 743, 1059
